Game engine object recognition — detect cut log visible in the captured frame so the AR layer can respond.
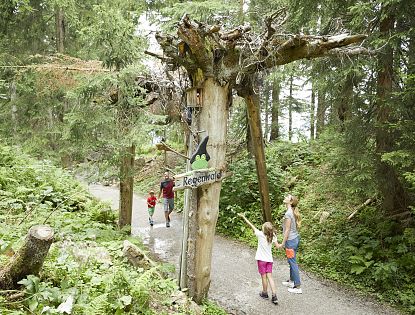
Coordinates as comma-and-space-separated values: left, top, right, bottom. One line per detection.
0, 225, 54, 290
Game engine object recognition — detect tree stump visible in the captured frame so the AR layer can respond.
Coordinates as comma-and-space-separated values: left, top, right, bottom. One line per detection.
0, 225, 54, 290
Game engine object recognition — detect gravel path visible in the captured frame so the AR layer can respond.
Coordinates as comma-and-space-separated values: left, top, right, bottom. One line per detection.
88, 184, 401, 315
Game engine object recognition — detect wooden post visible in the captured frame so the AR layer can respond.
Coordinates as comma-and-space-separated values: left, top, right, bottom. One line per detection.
179, 123, 196, 289
0, 226, 54, 290
245, 93, 273, 223
187, 78, 229, 303
118, 144, 135, 228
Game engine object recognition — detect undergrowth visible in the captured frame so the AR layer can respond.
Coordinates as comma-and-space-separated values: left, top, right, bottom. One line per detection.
217, 140, 415, 313
0, 144, 222, 314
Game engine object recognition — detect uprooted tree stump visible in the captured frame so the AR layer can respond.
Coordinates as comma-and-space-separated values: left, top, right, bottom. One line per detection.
0, 225, 54, 290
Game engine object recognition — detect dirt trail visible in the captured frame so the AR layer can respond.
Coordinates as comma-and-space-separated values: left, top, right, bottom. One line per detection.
88, 184, 401, 315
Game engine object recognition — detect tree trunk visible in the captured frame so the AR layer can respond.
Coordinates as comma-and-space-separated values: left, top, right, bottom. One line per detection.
288, 75, 293, 141
237, 75, 273, 223
263, 79, 270, 140
10, 81, 17, 134
246, 111, 254, 156
337, 73, 353, 128
375, 10, 408, 213
310, 81, 315, 140
316, 90, 326, 138
0, 226, 54, 290
186, 78, 229, 303
55, 7, 65, 53
118, 144, 135, 227
270, 77, 280, 141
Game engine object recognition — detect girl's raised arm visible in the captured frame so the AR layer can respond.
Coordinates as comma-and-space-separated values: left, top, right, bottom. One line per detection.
237, 213, 256, 231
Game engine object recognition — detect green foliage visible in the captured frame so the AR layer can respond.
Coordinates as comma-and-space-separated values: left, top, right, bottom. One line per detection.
154, 0, 240, 31
79, 2, 146, 70
0, 143, 204, 314
219, 138, 414, 312
202, 300, 228, 315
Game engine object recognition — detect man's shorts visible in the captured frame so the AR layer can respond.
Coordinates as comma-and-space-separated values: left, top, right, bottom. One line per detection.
148, 207, 155, 216
163, 198, 174, 212
257, 260, 273, 275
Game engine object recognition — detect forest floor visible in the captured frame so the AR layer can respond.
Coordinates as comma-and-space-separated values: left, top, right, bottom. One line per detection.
88, 183, 401, 315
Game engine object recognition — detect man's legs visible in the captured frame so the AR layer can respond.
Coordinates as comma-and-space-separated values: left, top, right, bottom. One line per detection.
163, 198, 170, 227
167, 198, 174, 221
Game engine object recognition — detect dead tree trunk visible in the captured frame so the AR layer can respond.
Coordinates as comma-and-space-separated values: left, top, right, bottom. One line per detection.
316, 90, 326, 138
119, 144, 135, 227
270, 77, 280, 141
186, 78, 229, 303
288, 75, 293, 141
238, 75, 273, 223
0, 226, 54, 290
55, 7, 65, 53
375, 8, 408, 213
310, 81, 316, 140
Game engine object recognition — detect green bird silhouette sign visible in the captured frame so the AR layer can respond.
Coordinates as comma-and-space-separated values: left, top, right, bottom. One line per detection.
190, 136, 210, 170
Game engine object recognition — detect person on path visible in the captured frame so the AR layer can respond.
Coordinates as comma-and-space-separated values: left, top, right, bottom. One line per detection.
147, 190, 157, 226
158, 172, 175, 228
277, 194, 302, 294
238, 213, 279, 305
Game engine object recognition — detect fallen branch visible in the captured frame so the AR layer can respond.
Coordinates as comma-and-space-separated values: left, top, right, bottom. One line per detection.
156, 142, 189, 160
347, 197, 374, 220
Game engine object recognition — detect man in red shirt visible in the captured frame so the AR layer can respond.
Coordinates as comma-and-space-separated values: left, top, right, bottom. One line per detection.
147, 190, 157, 226
158, 172, 175, 227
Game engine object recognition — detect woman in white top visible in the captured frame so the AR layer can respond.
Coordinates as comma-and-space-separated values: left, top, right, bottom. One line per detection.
238, 213, 279, 305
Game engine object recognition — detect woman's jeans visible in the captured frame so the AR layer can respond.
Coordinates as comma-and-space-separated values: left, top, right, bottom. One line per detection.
285, 236, 301, 286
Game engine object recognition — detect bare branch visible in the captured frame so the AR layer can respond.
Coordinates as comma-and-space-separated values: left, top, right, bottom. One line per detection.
243, 33, 368, 72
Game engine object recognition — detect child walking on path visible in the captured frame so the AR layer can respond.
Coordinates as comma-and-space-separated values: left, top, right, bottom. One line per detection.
147, 190, 157, 226
238, 213, 279, 305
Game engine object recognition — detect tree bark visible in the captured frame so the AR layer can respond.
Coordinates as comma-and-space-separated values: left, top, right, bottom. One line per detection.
245, 92, 273, 222
55, 7, 65, 53
118, 144, 135, 227
0, 226, 54, 290
337, 73, 353, 128
375, 9, 408, 213
263, 78, 270, 140
316, 90, 326, 138
186, 78, 229, 303
246, 111, 254, 157
238, 75, 273, 223
270, 77, 280, 141
310, 80, 315, 140
10, 81, 17, 134
288, 75, 293, 141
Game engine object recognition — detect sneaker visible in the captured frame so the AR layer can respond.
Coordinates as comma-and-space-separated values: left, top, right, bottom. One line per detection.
282, 280, 294, 288
259, 291, 269, 299
150, 220, 154, 226
287, 287, 302, 294
166, 222, 170, 228
271, 294, 278, 305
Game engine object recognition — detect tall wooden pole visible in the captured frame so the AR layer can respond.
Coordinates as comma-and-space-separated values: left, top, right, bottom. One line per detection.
185, 78, 229, 303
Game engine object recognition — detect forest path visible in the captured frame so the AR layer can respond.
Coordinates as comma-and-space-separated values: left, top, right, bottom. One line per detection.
88, 184, 400, 315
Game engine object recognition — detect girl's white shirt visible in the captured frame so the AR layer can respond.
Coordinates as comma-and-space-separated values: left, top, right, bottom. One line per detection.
254, 229, 276, 262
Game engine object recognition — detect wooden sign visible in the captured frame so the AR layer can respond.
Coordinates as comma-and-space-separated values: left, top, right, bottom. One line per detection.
173, 168, 223, 191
